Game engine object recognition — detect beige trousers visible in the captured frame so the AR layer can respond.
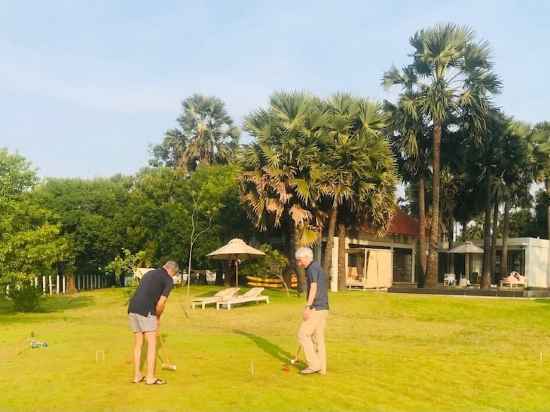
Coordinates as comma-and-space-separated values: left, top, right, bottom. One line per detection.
297, 309, 328, 373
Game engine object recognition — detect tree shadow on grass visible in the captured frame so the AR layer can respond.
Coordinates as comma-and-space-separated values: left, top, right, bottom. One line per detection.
40, 294, 95, 313
0, 294, 95, 323
233, 329, 301, 370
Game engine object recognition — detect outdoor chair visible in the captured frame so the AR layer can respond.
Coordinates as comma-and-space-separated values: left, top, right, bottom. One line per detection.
216, 287, 269, 310
499, 272, 526, 288
191, 287, 240, 309
443, 273, 456, 287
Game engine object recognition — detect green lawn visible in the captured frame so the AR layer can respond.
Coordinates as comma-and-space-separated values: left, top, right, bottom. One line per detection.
1, 287, 550, 412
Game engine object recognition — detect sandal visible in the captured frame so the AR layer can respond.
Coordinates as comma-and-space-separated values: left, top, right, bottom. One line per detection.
132, 376, 145, 384
146, 378, 167, 385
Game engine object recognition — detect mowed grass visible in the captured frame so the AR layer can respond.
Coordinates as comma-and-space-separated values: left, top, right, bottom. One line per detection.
1, 287, 550, 412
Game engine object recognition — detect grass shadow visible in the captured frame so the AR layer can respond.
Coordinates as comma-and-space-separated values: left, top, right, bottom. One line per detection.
233, 329, 301, 369
41, 294, 95, 313
0, 294, 95, 320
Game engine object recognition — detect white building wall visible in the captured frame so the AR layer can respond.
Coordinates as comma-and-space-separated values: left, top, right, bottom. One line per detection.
525, 238, 549, 288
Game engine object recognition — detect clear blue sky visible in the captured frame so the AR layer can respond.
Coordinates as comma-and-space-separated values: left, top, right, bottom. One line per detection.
1, 0, 548, 178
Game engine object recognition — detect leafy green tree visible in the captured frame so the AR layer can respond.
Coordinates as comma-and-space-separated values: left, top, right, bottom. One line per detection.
0, 149, 38, 198
123, 164, 252, 279
0, 150, 70, 290
30, 177, 133, 276
0, 199, 71, 286
106, 249, 150, 287
151, 94, 240, 171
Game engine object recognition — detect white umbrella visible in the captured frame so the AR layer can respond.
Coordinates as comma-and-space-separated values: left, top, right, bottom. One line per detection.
448, 242, 484, 254
448, 241, 484, 281
207, 239, 265, 287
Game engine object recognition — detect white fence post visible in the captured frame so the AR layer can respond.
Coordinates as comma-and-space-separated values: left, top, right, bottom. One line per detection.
62, 276, 66, 294
48, 276, 53, 295
56, 275, 60, 294
42, 276, 46, 293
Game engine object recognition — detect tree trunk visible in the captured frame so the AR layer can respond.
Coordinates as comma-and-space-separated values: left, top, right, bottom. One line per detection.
322, 206, 338, 287
66, 274, 77, 294
215, 264, 224, 286
418, 177, 427, 285
448, 218, 455, 274
500, 199, 511, 281
481, 174, 493, 289
426, 123, 441, 287
337, 223, 347, 291
292, 225, 306, 294
546, 179, 550, 240
223, 261, 231, 287
490, 194, 499, 283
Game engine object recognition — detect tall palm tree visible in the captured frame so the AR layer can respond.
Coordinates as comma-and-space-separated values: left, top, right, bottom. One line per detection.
319, 94, 396, 289
498, 121, 533, 279
384, 23, 501, 287
238, 92, 324, 292
385, 80, 431, 281
151, 94, 240, 171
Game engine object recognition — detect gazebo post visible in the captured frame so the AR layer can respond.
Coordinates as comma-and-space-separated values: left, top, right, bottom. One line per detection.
465, 254, 470, 282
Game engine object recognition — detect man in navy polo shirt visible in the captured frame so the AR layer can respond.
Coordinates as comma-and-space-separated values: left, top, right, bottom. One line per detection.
128, 261, 178, 385
295, 247, 329, 375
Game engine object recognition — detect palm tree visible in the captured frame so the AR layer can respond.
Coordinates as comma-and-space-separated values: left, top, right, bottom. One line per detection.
529, 122, 550, 240
238, 92, 324, 292
466, 111, 533, 287
498, 122, 533, 279
384, 80, 431, 281
384, 23, 501, 287
151, 94, 240, 171
319, 94, 396, 290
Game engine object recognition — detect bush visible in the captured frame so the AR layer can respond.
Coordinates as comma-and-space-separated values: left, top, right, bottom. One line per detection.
239, 244, 288, 279
8, 281, 43, 312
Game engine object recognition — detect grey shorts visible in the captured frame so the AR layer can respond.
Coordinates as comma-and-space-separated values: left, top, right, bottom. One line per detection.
128, 313, 158, 333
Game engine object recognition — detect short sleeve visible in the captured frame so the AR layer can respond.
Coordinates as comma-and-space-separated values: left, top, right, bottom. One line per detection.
161, 276, 174, 298
309, 266, 320, 284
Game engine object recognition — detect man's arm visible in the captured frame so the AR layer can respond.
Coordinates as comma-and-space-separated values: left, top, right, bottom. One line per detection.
155, 295, 168, 319
303, 282, 317, 320
156, 276, 174, 319
306, 282, 317, 307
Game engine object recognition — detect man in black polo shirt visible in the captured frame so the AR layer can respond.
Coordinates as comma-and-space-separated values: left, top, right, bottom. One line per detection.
296, 247, 329, 375
128, 261, 178, 385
